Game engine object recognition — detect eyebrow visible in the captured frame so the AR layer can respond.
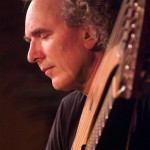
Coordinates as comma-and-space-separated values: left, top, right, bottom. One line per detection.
24, 35, 31, 43
24, 28, 51, 42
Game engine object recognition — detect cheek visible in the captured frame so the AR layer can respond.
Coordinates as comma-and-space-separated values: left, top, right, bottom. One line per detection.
43, 31, 86, 76
42, 39, 63, 66
58, 42, 87, 79
42, 40, 72, 75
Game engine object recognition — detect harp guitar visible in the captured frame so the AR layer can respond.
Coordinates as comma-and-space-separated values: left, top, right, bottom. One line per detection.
72, 0, 147, 149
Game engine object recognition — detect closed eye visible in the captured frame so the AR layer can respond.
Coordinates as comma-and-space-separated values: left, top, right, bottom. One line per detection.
41, 33, 51, 39
31, 28, 52, 39
24, 28, 52, 43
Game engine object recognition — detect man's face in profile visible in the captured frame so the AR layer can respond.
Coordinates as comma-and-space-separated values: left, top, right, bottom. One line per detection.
25, 0, 94, 92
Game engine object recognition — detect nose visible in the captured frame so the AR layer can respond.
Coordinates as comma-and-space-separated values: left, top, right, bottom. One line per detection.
27, 40, 44, 63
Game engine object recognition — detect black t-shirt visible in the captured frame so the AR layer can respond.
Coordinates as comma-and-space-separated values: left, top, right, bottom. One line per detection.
46, 86, 150, 150
46, 91, 86, 150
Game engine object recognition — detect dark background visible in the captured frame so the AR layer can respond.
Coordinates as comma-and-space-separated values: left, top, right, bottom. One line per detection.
0, 1, 67, 150
0, 0, 149, 150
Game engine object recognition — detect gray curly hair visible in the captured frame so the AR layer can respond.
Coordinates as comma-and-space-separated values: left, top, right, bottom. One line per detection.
61, 0, 121, 50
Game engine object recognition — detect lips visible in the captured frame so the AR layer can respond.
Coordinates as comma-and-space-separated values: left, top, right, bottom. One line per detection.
40, 66, 55, 78
41, 66, 54, 72
41, 67, 48, 73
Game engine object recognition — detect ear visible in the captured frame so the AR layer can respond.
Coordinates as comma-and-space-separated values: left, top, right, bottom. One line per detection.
82, 27, 98, 50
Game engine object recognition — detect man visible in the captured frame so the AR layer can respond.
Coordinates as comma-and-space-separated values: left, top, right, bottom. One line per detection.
24, 0, 150, 149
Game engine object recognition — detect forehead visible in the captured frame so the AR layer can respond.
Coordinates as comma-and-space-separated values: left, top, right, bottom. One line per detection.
27, 0, 62, 17
25, 0, 64, 32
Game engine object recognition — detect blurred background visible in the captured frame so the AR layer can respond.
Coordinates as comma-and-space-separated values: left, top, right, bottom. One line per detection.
0, 0, 149, 150
0, 1, 67, 150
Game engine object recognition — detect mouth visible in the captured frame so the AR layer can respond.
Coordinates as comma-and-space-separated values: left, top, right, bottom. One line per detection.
41, 67, 55, 78
41, 66, 53, 72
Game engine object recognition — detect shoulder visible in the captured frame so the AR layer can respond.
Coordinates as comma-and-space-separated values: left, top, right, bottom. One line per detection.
58, 90, 86, 122
53, 90, 86, 127
46, 91, 86, 150
61, 90, 85, 109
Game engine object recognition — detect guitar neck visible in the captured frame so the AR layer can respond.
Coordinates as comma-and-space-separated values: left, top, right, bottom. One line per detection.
72, 0, 146, 149
85, 0, 146, 149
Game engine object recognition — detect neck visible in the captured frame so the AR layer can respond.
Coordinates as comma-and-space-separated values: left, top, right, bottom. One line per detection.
82, 50, 104, 95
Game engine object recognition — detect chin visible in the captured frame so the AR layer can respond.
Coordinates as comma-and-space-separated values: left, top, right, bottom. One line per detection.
52, 79, 74, 92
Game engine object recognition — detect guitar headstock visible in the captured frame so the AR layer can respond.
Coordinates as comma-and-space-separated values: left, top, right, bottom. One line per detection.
110, 0, 146, 100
